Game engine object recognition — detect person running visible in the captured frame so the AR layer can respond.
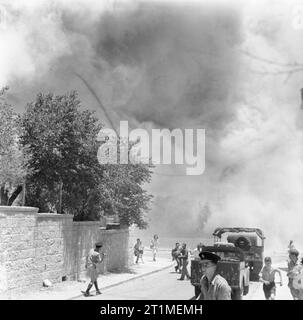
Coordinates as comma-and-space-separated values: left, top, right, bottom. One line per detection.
150, 234, 159, 262
171, 242, 181, 272
83, 242, 105, 297
178, 243, 191, 280
259, 256, 283, 300
288, 257, 303, 300
134, 238, 141, 264
287, 249, 300, 299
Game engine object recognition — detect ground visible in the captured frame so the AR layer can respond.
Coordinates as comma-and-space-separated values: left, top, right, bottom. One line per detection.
0, 248, 296, 300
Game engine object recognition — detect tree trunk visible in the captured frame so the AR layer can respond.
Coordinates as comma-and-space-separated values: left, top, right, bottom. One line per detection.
8, 185, 23, 206
0, 185, 9, 205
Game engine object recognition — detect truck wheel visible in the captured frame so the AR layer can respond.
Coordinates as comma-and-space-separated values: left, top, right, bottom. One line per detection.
243, 285, 249, 295
232, 288, 243, 300
195, 286, 201, 298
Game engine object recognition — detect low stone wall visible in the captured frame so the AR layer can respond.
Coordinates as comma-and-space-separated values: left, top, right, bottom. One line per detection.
0, 206, 132, 294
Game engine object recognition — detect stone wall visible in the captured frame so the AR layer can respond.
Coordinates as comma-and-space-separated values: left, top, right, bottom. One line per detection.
0, 206, 132, 294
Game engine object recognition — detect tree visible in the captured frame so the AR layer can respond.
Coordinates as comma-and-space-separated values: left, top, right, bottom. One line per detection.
19, 91, 104, 214
19, 91, 153, 228
0, 87, 29, 205
98, 162, 153, 228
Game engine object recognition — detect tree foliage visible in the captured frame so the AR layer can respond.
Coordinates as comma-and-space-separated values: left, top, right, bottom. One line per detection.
19, 91, 153, 228
0, 87, 29, 205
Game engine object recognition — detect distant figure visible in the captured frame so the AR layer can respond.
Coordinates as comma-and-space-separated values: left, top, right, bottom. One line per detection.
134, 238, 143, 264
287, 249, 300, 299
288, 240, 296, 253
289, 257, 303, 300
178, 243, 190, 280
171, 242, 181, 272
259, 257, 283, 300
150, 234, 159, 261
198, 251, 231, 300
83, 242, 105, 297
191, 242, 204, 259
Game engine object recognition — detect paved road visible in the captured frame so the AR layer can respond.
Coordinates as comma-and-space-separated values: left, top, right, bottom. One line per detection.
76, 267, 194, 300
243, 260, 293, 300
76, 251, 294, 300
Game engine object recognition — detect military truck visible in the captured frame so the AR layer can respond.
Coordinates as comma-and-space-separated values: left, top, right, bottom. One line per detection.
213, 228, 265, 281
191, 242, 250, 300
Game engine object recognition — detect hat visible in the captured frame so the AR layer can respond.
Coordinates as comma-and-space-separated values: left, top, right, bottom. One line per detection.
199, 251, 221, 264
95, 242, 103, 248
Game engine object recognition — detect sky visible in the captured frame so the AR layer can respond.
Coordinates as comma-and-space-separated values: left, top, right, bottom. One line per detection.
1, 0, 303, 250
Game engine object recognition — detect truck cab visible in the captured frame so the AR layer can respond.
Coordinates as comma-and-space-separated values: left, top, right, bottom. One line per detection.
213, 227, 265, 281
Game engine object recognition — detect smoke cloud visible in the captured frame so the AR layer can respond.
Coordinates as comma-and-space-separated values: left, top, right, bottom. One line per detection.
1, 0, 303, 251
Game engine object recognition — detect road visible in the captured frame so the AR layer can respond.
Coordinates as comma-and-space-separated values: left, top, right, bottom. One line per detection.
76, 267, 194, 300
76, 251, 294, 300
243, 259, 293, 300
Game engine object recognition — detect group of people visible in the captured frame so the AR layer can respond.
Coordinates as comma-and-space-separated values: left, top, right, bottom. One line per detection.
81, 238, 303, 299
253, 240, 303, 300
194, 248, 283, 300
176, 240, 303, 300
171, 242, 201, 281
133, 234, 160, 264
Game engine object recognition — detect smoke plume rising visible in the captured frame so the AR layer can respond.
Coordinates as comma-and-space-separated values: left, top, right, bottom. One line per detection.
1, 0, 303, 251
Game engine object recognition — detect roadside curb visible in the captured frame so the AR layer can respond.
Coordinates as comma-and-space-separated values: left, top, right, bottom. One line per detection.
68, 262, 175, 300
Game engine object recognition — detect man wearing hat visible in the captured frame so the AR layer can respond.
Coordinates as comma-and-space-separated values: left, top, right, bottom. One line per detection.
83, 241, 105, 297
198, 251, 231, 300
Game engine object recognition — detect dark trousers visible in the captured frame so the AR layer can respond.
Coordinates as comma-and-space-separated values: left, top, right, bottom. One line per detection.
180, 260, 190, 280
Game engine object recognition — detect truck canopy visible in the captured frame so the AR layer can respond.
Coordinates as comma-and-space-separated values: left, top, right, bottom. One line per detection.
212, 227, 265, 240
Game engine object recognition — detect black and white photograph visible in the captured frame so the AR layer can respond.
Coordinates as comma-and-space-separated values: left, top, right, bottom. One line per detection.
1, 0, 303, 307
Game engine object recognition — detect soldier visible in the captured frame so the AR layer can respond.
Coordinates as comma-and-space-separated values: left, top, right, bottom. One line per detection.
83, 241, 105, 297
171, 242, 181, 272
198, 251, 231, 300
178, 243, 191, 280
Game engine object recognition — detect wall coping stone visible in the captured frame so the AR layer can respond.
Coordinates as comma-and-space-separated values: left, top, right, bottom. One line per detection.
37, 213, 74, 219
99, 228, 129, 234
0, 206, 39, 215
73, 221, 101, 226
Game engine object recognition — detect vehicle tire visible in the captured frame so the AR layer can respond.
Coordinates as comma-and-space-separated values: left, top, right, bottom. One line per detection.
243, 285, 249, 295
232, 287, 243, 300
249, 271, 259, 282
195, 286, 201, 298
235, 236, 251, 251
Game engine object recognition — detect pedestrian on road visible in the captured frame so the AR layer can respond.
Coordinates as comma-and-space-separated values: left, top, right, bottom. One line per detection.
198, 251, 231, 300
150, 234, 159, 262
259, 256, 283, 300
134, 239, 144, 264
287, 249, 301, 299
288, 240, 296, 254
288, 257, 303, 300
171, 242, 181, 272
83, 242, 105, 297
178, 243, 190, 280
